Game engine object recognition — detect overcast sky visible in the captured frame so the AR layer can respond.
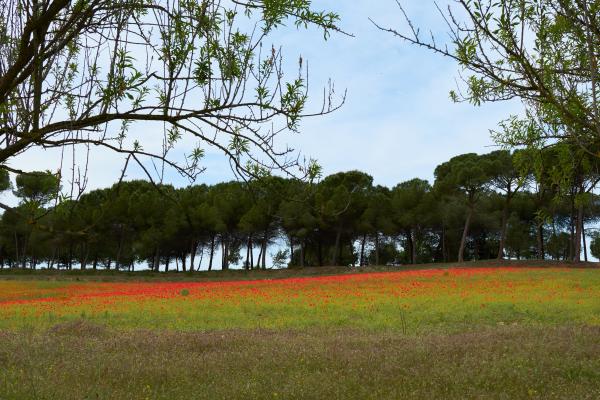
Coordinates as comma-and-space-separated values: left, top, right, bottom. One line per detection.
9, 0, 524, 199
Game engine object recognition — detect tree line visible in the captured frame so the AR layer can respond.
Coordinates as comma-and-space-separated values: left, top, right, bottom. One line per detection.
1, 145, 600, 271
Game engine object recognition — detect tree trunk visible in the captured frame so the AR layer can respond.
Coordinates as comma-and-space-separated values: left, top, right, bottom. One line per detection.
198, 244, 204, 270
289, 236, 294, 266
189, 241, 196, 273
375, 232, 380, 266
536, 223, 545, 260
81, 244, 89, 271
569, 193, 576, 260
245, 237, 251, 270
407, 229, 416, 264
332, 228, 342, 266
317, 236, 323, 267
300, 240, 306, 268
255, 245, 263, 269
249, 239, 254, 270
458, 207, 474, 263
360, 234, 367, 266
153, 248, 160, 272
50, 248, 57, 270
68, 245, 73, 270
14, 232, 18, 269
222, 240, 228, 270
412, 230, 417, 265
262, 233, 267, 269
442, 226, 447, 263
582, 219, 588, 262
208, 236, 215, 271
573, 204, 584, 262
115, 234, 123, 271
497, 203, 510, 260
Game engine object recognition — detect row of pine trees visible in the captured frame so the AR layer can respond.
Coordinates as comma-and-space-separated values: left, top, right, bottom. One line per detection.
1, 146, 600, 271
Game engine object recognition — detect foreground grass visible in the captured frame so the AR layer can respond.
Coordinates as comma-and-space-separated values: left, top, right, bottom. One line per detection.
1, 324, 600, 399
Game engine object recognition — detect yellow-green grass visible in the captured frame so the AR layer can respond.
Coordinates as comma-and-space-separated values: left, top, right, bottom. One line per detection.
1, 267, 599, 333
2, 266, 600, 399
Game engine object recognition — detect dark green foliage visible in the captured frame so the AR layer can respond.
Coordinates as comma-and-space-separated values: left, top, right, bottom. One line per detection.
591, 234, 600, 261
0, 148, 599, 270
14, 171, 60, 205
0, 169, 9, 192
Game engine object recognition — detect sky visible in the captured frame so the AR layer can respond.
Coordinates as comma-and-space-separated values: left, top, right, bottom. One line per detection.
8, 0, 524, 199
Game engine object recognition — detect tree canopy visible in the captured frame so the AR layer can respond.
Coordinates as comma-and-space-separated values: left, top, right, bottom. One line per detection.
0, 0, 344, 201
1, 149, 598, 271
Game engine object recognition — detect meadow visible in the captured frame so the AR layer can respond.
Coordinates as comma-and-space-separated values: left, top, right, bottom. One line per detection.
1, 265, 600, 399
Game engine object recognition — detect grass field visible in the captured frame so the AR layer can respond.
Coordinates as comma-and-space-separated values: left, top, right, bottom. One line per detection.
1, 264, 600, 399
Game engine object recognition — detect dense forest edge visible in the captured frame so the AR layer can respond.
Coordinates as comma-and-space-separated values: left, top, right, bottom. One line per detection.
2, 147, 600, 272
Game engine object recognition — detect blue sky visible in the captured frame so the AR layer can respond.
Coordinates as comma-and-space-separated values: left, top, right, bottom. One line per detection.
196, 0, 523, 187
10, 0, 523, 195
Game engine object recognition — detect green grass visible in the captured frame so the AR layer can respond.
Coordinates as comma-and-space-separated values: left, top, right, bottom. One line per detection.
1, 262, 600, 399
2, 324, 600, 399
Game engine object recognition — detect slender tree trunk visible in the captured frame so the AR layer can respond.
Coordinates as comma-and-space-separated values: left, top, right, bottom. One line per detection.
569, 194, 576, 260
189, 241, 196, 273
458, 207, 474, 263
255, 245, 263, 269
222, 240, 230, 270
196, 244, 204, 271
536, 224, 545, 260
208, 236, 215, 271
221, 241, 226, 270
412, 230, 417, 265
50, 248, 57, 270
22, 235, 29, 269
375, 232, 380, 266
249, 239, 254, 270
332, 228, 342, 266
407, 229, 416, 264
360, 234, 367, 266
115, 234, 124, 271
300, 240, 306, 268
181, 255, 186, 272
165, 256, 170, 273
81, 244, 89, 271
582, 219, 588, 262
289, 236, 294, 266
153, 248, 160, 272
245, 237, 251, 271
497, 202, 510, 260
574, 203, 584, 262
262, 233, 267, 269
14, 232, 18, 269
442, 226, 447, 263
68, 245, 73, 270
317, 236, 323, 267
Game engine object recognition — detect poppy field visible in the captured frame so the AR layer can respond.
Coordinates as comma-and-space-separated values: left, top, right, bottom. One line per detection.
1, 267, 600, 332
2, 266, 600, 399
